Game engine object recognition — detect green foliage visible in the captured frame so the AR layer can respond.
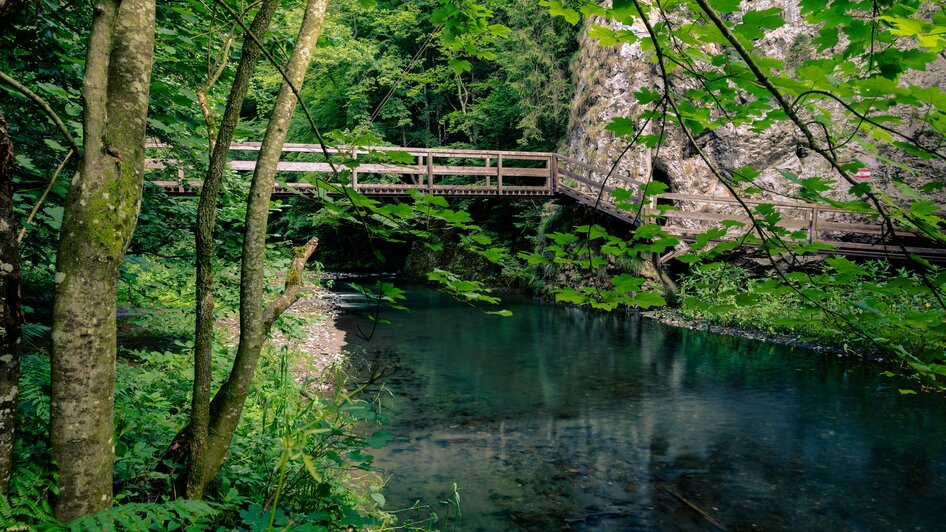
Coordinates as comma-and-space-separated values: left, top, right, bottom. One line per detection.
9, 252, 396, 529
287, 0, 577, 151
56, 500, 218, 531
674, 261, 946, 390
521, 0, 946, 393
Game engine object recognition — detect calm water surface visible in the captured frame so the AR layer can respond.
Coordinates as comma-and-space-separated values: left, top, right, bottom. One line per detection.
335, 284, 946, 531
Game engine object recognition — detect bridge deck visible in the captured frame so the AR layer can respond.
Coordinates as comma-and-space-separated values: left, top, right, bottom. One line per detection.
145, 142, 946, 261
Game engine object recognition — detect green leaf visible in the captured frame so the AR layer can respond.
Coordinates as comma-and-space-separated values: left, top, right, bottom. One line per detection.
383, 150, 416, 165
366, 430, 396, 449
542, 0, 581, 25
631, 292, 666, 309
605, 117, 636, 137
448, 59, 473, 75
546, 232, 578, 245
633, 87, 662, 104
709, 0, 742, 14
554, 287, 588, 305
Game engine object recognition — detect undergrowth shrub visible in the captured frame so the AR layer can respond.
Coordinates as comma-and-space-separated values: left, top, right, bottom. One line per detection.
3, 323, 395, 530
674, 259, 946, 390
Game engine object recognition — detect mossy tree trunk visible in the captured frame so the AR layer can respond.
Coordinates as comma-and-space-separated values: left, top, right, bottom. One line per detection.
188, 0, 280, 500
50, 0, 156, 521
0, 114, 21, 494
190, 0, 329, 496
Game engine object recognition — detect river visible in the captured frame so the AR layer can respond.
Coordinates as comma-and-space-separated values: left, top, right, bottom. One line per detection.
335, 284, 946, 531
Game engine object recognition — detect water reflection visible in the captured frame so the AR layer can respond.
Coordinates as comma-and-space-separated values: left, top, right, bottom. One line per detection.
337, 285, 946, 531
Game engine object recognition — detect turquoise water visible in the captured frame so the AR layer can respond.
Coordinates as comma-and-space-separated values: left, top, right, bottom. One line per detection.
336, 285, 946, 531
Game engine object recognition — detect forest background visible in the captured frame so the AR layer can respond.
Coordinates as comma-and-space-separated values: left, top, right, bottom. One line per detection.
0, 0, 945, 529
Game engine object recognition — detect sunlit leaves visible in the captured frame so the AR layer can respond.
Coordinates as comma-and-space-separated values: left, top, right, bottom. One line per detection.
880, 15, 946, 52
350, 281, 408, 312
448, 59, 473, 75
605, 117, 636, 137
540, 0, 581, 25
546, 232, 579, 245
433, 1, 511, 59
734, 8, 785, 42
428, 268, 502, 306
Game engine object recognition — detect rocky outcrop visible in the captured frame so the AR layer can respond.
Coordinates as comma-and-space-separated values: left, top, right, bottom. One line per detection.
563, 2, 946, 213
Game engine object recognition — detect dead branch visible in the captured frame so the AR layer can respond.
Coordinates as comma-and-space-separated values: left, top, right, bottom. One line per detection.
263, 237, 319, 331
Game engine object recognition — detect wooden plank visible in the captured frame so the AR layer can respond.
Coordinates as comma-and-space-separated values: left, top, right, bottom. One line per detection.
146, 138, 558, 158
558, 185, 637, 224
559, 168, 615, 193
433, 166, 548, 177
351, 151, 358, 189
661, 211, 809, 229
555, 155, 611, 175
145, 158, 179, 169
228, 160, 423, 173
655, 193, 854, 214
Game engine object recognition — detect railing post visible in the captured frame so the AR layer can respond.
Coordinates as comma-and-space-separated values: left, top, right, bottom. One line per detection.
426, 151, 433, 192
647, 194, 658, 217
550, 154, 558, 193
351, 149, 358, 191
497, 153, 504, 195
177, 166, 185, 193
416, 155, 424, 185
809, 207, 819, 243
485, 156, 491, 187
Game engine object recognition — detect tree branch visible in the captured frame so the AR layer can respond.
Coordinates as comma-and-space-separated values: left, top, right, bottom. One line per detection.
0, 70, 81, 155
263, 237, 319, 331
17, 149, 73, 243
691, 0, 946, 311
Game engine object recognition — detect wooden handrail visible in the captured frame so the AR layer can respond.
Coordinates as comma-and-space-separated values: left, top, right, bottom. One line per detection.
144, 140, 946, 259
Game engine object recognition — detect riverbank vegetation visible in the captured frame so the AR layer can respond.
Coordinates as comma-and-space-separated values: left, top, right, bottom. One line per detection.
671, 261, 945, 373
1, 0, 945, 528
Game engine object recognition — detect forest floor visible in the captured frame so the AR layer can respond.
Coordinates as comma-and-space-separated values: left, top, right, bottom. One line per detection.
218, 286, 349, 389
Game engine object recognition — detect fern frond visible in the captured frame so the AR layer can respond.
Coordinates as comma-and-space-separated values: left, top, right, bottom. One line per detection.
55, 500, 217, 532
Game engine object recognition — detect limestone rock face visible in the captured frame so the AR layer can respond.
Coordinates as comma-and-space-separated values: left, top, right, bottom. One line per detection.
563, 2, 946, 210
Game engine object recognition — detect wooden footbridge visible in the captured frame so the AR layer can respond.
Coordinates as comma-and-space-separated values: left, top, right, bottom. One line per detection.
145, 142, 946, 261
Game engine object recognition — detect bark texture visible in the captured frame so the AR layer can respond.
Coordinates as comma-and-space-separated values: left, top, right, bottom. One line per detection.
188, 0, 280, 500
194, 0, 329, 495
0, 113, 21, 494
50, 0, 155, 521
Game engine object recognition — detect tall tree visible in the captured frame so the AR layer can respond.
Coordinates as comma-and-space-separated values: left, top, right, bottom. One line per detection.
188, 0, 280, 500
50, 0, 156, 521
0, 114, 20, 495
185, 0, 330, 496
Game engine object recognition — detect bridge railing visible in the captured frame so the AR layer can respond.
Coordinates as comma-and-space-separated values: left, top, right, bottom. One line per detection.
550, 153, 944, 258
145, 141, 557, 197
145, 141, 944, 259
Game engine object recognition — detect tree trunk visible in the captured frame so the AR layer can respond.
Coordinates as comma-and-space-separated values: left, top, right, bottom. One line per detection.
187, 0, 280, 500
0, 113, 22, 494
50, 0, 155, 521
193, 0, 329, 495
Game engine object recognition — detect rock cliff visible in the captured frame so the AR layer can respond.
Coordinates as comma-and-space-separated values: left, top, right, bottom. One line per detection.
563, 2, 946, 213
